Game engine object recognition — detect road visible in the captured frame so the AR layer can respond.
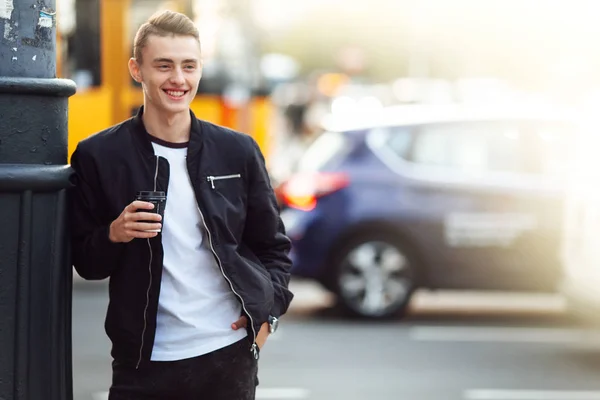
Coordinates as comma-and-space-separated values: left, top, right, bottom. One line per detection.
72, 278, 600, 400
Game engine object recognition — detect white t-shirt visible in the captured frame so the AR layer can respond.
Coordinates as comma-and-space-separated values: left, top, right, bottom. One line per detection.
150, 138, 247, 361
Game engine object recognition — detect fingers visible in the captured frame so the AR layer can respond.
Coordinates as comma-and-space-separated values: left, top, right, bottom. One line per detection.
128, 200, 155, 213
128, 212, 162, 222
124, 208, 162, 232
126, 225, 161, 235
126, 230, 159, 239
231, 316, 248, 330
109, 221, 158, 243
125, 221, 162, 232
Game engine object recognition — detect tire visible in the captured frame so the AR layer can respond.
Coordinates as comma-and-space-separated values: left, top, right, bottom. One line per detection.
331, 231, 417, 319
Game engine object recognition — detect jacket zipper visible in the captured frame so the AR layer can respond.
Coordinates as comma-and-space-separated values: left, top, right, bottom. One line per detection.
207, 174, 241, 189
195, 203, 259, 359
136, 155, 160, 369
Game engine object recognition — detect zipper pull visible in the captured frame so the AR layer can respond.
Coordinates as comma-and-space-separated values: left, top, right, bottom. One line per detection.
207, 176, 215, 189
251, 343, 259, 360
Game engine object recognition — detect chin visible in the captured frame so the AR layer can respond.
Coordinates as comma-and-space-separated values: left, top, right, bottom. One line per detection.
161, 102, 191, 115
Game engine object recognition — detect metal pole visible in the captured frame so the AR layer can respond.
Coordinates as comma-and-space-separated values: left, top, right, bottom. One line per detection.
0, 0, 76, 399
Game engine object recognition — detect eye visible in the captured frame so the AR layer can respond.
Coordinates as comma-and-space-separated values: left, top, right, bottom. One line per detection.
184, 65, 196, 70
157, 65, 170, 70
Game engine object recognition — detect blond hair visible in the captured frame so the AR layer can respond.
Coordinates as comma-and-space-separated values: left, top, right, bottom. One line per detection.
133, 10, 200, 63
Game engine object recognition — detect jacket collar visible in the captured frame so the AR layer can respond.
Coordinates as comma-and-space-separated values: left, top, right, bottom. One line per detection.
131, 106, 203, 157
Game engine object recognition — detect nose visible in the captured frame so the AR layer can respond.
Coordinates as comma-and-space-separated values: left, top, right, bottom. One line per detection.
169, 67, 185, 86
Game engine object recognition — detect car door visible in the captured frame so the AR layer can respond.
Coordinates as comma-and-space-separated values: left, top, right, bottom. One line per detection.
396, 120, 572, 291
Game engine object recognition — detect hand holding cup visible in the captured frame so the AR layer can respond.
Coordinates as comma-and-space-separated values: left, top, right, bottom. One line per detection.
109, 200, 163, 243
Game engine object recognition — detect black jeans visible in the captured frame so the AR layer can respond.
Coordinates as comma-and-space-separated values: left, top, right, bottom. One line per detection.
108, 338, 258, 400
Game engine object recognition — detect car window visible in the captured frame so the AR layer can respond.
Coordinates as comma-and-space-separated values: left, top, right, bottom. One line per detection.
407, 121, 572, 176
296, 131, 347, 172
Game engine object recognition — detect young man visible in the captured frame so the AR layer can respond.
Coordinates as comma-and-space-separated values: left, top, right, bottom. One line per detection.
69, 10, 293, 400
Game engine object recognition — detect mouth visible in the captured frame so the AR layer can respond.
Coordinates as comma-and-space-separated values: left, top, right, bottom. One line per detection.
163, 89, 189, 99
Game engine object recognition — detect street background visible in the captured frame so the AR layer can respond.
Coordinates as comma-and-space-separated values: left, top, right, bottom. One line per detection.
53, 0, 600, 399
73, 277, 600, 400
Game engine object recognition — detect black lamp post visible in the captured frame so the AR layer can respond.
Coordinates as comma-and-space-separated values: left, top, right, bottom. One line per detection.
0, 0, 76, 399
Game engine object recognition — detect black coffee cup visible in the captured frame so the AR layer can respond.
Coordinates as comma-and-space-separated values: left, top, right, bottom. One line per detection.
135, 191, 166, 232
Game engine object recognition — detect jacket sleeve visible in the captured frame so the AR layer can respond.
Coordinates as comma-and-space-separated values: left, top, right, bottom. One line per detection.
69, 144, 125, 280
243, 136, 294, 318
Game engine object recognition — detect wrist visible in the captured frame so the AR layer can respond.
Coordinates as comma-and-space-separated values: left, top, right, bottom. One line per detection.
108, 223, 118, 243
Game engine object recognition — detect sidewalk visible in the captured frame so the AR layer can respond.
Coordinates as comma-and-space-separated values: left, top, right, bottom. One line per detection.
73, 272, 566, 316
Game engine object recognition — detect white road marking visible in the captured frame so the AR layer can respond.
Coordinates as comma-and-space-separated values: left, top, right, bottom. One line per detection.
410, 326, 600, 344
464, 389, 600, 400
409, 290, 566, 315
93, 387, 310, 399
256, 388, 311, 399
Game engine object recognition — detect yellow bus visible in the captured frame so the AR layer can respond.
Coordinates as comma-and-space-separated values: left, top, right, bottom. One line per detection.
58, 0, 272, 159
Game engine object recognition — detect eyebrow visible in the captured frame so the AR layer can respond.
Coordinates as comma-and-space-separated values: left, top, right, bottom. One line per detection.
152, 58, 198, 64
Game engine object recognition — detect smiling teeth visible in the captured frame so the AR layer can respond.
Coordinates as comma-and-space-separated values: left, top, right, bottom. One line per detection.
166, 90, 184, 97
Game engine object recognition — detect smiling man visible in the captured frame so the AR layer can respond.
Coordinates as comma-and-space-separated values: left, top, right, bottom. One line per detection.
68, 10, 293, 400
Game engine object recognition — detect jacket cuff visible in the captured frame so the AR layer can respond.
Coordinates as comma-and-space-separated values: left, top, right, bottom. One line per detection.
269, 299, 285, 319
99, 225, 126, 260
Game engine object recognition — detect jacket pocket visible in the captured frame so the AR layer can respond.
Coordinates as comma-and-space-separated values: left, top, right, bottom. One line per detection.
204, 173, 246, 240
206, 173, 241, 189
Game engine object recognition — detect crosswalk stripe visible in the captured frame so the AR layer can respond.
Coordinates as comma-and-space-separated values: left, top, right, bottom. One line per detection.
410, 326, 600, 344
465, 389, 600, 400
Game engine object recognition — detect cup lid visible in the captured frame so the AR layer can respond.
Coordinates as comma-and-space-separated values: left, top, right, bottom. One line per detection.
136, 191, 166, 197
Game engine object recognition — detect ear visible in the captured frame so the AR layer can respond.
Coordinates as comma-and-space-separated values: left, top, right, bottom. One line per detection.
128, 58, 142, 83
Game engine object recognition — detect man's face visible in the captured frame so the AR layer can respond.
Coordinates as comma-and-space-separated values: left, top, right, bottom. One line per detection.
130, 34, 202, 115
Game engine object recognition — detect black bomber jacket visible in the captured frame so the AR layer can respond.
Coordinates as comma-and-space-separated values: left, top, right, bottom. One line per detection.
69, 107, 294, 368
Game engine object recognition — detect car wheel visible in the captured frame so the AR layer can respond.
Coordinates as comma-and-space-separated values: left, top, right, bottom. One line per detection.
332, 232, 417, 319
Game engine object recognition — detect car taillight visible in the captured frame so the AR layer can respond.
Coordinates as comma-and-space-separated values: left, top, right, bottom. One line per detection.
280, 172, 349, 211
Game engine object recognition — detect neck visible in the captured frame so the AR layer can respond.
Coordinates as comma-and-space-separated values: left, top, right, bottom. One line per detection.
142, 103, 191, 144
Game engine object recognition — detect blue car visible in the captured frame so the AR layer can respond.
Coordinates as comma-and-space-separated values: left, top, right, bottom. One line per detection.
277, 105, 577, 319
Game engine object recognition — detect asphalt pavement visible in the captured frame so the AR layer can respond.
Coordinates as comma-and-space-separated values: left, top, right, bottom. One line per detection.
72, 278, 600, 400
